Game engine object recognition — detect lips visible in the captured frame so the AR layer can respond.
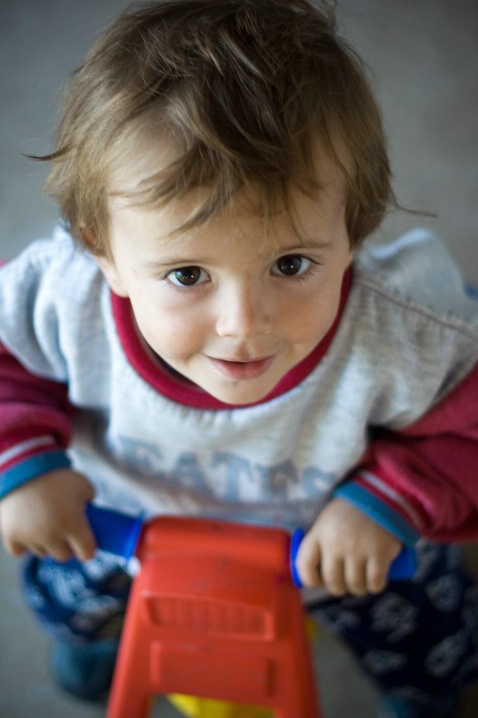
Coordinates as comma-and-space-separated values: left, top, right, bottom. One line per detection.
208, 355, 275, 380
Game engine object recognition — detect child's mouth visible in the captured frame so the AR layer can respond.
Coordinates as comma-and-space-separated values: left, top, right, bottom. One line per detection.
208, 356, 274, 380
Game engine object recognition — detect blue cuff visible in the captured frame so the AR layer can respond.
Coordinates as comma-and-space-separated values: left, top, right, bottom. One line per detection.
333, 482, 420, 546
0, 451, 72, 500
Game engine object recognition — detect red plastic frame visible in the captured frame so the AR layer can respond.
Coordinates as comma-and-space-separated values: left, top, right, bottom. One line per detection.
106, 516, 320, 718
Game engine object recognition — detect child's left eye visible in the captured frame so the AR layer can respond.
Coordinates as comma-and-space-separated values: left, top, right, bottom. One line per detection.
166, 266, 208, 287
272, 255, 311, 276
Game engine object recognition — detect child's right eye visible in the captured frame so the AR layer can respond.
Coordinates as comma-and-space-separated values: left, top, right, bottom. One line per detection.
166, 266, 208, 287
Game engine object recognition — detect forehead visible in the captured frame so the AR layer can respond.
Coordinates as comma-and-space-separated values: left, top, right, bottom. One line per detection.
106, 130, 348, 244
107, 191, 348, 272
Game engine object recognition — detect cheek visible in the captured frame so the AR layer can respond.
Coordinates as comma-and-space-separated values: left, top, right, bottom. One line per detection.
134, 299, 208, 360
284, 285, 341, 342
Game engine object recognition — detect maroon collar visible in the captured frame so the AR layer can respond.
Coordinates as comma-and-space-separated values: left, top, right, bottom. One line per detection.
111, 268, 352, 410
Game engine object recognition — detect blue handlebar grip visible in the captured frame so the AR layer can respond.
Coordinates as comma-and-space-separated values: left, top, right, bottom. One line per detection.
290, 528, 306, 588
86, 504, 143, 559
289, 528, 417, 588
387, 544, 418, 579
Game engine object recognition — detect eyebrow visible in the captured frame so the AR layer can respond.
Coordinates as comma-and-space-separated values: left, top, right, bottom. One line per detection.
137, 237, 334, 271
137, 256, 207, 271
278, 238, 334, 252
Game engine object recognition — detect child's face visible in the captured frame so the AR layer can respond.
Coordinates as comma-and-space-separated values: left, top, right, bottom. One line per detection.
98, 176, 352, 406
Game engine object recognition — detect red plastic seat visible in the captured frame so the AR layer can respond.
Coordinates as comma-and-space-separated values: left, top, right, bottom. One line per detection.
106, 516, 321, 718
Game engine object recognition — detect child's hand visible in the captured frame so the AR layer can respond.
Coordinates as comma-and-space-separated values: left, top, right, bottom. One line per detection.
0, 468, 96, 562
295, 497, 402, 596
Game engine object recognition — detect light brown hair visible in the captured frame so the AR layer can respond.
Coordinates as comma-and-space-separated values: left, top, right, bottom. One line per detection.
37, 0, 396, 254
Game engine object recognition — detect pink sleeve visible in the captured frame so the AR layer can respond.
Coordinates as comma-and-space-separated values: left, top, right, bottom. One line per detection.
335, 362, 478, 544
0, 343, 74, 497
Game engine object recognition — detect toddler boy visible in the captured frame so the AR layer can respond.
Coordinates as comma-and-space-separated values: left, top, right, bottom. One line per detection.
1, 2, 478, 716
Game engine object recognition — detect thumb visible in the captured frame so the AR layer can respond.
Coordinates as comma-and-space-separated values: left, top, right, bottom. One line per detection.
296, 532, 324, 588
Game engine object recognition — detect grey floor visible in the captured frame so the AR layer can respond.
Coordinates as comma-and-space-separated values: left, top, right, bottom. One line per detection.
1, 1, 478, 717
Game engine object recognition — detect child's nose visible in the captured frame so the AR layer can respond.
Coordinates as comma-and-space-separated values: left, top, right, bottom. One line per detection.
215, 283, 273, 338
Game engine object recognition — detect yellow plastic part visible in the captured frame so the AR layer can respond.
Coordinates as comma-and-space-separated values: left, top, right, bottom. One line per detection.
168, 694, 272, 718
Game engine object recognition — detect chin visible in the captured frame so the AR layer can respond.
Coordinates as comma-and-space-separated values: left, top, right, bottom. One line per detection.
210, 382, 275, 406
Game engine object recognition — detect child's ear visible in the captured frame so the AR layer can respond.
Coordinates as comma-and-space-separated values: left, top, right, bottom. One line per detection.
95, 255, 128, 297
79, 225, 128, 297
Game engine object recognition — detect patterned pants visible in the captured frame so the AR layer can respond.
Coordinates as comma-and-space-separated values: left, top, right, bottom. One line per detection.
310, 542, 478, 702
23, 541, 478, 701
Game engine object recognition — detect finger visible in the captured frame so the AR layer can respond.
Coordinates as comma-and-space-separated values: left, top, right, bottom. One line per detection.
344, 559, 368, 596
365, 557, 389, 594
30, 544, 49, 559
320, 555, 347, 597
46, 543, 75, 563
295, 537, 323, 588
4, 538, 28, 557
68, 519, 97, 563
344, 558, 368, 596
